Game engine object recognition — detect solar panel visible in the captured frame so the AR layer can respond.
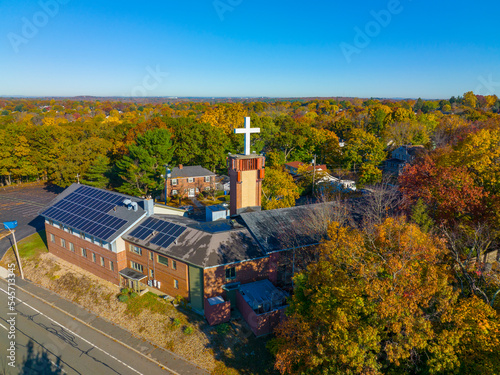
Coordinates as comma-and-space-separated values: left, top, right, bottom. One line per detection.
41, 186, 130, 241
127, 217, 186, 249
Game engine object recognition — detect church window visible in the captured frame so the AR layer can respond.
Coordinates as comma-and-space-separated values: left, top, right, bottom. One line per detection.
226, 267, 236, 280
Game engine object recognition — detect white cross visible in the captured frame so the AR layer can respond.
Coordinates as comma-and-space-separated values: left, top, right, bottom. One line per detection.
234, 117, 260, 156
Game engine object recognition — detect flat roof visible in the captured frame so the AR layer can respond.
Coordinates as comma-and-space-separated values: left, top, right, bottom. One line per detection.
123, 215, 264, 268
119, 267, 147, 280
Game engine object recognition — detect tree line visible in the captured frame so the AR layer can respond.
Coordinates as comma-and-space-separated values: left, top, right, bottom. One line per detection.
1, 92, 498, 199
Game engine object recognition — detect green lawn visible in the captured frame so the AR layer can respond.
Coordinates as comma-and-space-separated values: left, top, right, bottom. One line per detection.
11, 231, 48, 259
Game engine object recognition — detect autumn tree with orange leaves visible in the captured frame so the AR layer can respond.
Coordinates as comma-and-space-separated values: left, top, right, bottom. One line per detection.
271, 218, 500, 375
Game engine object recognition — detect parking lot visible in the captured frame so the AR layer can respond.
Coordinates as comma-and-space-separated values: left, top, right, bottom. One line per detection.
0, 183, 63, 258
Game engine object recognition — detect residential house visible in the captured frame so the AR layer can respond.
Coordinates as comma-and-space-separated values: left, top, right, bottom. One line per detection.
284, 161, 356, 192
167, 165, 216, 198
284, 161, 328, 176
384, 145, 425, 175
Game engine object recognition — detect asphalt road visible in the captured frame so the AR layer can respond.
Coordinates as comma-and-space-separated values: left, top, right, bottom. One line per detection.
0, 278, 173, 375
0, 183, 63, 258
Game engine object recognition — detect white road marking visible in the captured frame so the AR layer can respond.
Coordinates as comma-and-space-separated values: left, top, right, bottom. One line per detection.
0, 322, 7, 330
0, 287, 145, 375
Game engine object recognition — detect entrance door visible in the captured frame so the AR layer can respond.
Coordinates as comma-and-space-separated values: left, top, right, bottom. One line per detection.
226, 289, 237, 309
188, 188, 195, 197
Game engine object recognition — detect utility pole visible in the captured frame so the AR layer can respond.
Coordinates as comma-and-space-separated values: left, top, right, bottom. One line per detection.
164, 165, 171, 206
311, 155, 317, 195
76, 173, 80, 184
3, 222, 24, 279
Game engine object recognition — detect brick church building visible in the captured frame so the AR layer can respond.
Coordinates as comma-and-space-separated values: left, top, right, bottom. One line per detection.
41, 117, 331, 335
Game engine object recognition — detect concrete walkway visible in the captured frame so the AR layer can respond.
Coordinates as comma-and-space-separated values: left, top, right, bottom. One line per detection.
0, 268, 208, 375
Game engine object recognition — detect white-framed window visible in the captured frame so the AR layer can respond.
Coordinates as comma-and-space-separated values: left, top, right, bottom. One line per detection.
172, 260, 177, 270
149, 269, 154, 278
130, 261, 144, 273
174, 279, 179, 289
81, 248, 87, 258
171, 179, 178, 186
149, 251, 153, 261
110, 261, 114, 271
187, 177, 194, 183
195, 188, 199, 193
69, 242, 75, 252
158, 255, 168, 266
92, 253, 96, 263
204, 176, 210, 182
130, 245, 142, 256
100, 257, 105, 267
50, 233, 55, 243
61, 238, 66, 248
172, 190, 178, 195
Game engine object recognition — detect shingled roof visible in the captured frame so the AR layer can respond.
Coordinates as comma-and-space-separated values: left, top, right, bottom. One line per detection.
239, 202, 338, 253
170, 165, 216, 179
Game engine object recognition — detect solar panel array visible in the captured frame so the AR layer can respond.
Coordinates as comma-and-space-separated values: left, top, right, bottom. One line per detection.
128, 217, 186, 249
42, 186, 128, 241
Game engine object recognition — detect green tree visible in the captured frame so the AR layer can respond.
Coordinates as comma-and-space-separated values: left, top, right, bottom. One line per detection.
116, 129, 174, 196
81, 155, 111, 188
358, 163, 382, 186
342, 128, 386, 171
411, 198, 435, 232
270, 116, 310, 161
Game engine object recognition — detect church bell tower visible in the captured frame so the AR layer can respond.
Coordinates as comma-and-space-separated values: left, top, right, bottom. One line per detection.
228, 117, 265, 216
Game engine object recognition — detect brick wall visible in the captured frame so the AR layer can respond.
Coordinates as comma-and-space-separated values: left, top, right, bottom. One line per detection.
46, 223, 120, 285
167, 176, 214, 197
204, 298, 231, 326
203, 257, 271, 299
124, 241, 189, 299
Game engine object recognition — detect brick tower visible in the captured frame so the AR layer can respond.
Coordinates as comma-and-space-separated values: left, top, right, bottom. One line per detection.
228, 117, 265, 216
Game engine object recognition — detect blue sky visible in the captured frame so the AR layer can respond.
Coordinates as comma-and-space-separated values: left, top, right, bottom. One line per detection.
1, 0, 499, 98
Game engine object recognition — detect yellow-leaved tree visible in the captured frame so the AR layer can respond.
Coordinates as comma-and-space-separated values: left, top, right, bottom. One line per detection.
271, 217, 500, 374
262, 167, 299, 210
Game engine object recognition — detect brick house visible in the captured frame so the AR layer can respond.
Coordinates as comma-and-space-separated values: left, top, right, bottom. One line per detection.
167, 165, 216, 198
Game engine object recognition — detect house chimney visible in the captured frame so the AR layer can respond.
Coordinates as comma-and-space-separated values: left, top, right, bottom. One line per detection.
179, 164, 183, 170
